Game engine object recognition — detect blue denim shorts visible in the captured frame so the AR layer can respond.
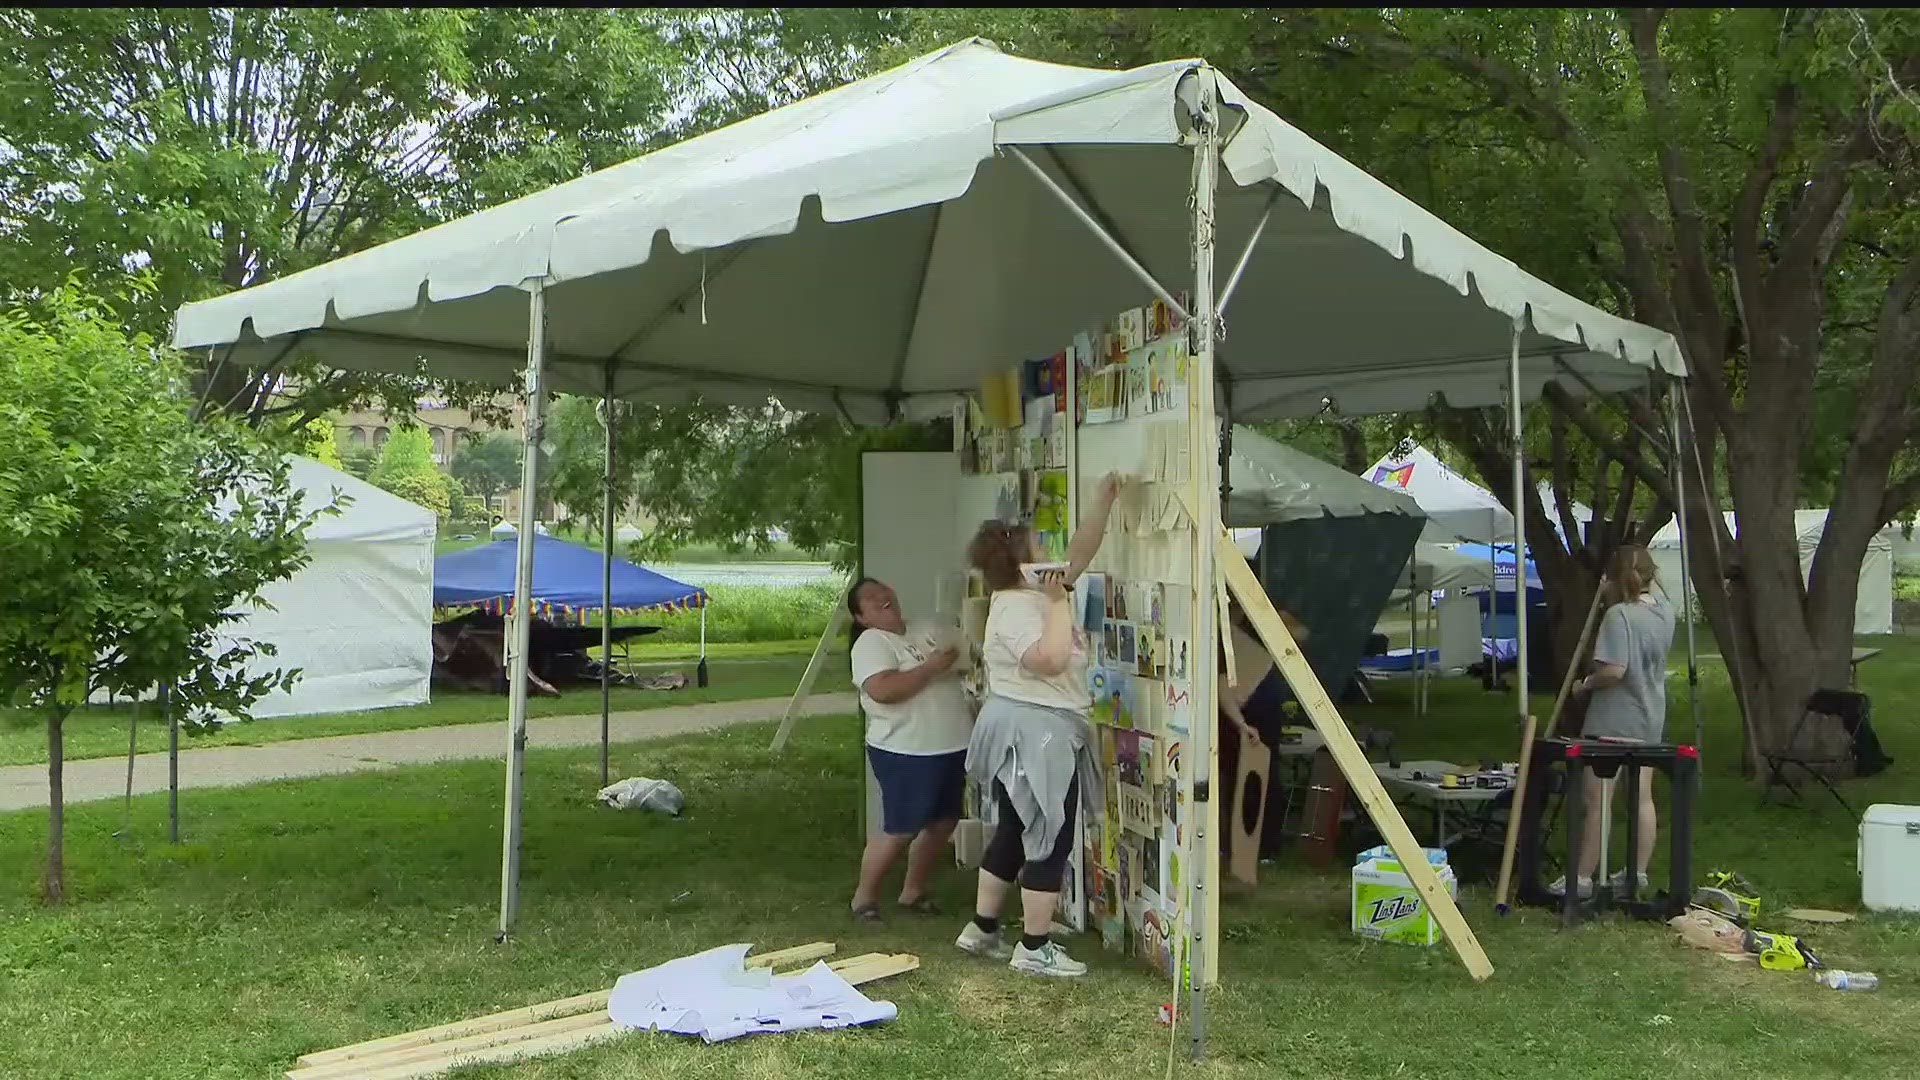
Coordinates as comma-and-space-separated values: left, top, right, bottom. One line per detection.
866, 746, 966, 836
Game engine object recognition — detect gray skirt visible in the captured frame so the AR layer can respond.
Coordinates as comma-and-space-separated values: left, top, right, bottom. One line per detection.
965, 695, 1104, 863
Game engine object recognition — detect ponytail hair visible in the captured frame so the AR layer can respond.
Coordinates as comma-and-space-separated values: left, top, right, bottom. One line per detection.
968, 520, 1030, 593
1604, 544, 1658, 606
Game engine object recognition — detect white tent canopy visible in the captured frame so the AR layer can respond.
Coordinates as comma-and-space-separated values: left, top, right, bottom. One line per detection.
1365, 443, 1592, 544
223, 456, 437, 718
173, 40, 1680, 425
169, 39, 1682, 979
1226, 425, 1421, 525
1648, 509, 1894, 636
1365, 444, 1507, 544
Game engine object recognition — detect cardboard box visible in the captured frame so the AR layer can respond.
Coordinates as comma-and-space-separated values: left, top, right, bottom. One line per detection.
1351, 846, 1457, 946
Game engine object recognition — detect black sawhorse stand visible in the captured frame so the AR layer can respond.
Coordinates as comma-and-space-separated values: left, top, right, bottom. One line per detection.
1513, 737, 1698, 925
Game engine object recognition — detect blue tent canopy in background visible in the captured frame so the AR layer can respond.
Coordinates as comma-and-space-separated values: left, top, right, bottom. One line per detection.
1451, 542, 1543, 593
434, 535, 707, 619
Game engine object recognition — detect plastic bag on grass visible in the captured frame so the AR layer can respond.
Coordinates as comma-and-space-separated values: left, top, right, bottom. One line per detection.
598, 777, 685, 816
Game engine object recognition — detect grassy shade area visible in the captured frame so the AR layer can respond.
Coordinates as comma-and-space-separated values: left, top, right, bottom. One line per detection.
0, 646, 846, 768
1, 643, 1918, 1077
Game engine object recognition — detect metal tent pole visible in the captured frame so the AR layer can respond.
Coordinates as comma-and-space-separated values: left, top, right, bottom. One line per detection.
1186, 73, 1222, 1064
1667, 383, 1702, 754
499, 278, 548, 942
600, 361, 616, 788
697, 607, 709, 688
165, 685, 178, 843
1508, 325, 1530, 725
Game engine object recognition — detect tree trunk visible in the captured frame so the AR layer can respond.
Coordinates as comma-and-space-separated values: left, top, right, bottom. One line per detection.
45, 708, 65, 903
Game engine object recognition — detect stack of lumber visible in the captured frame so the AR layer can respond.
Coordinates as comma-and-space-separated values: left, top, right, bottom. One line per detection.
285, 942, 917, 1080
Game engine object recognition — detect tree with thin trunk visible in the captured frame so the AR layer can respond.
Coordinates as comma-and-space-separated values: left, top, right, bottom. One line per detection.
0, 283, 315, 901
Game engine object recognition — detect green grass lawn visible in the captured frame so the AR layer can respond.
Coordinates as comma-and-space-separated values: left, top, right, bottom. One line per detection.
0, 642, 840, 768
2, 643, 1918, 1078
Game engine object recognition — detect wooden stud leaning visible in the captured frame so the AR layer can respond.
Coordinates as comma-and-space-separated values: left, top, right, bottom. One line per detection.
1216, 537, 1494, 981
295, 942, 837, 1071
1492, 582, 1607, 913
771, 608, 850, 751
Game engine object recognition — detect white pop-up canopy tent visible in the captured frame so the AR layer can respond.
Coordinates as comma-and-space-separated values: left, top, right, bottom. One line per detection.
171, 39, 1684, 1019
1649, 509, 1895, 636
225, 456, 437, 718
1365, 442, 1593, 546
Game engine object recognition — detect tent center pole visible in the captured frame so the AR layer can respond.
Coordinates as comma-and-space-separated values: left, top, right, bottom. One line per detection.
1508, 324, 1530, 727
600, 360, 616, 789
500, 278, 548, 942
1186, 72, 1222, 1064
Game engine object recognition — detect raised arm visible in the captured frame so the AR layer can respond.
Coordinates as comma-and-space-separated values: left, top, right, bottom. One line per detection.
1019, 578, 1076, 677
1063, 473, 1124, 585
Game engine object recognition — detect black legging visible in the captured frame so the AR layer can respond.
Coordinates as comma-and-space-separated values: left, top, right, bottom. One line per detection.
979, 775, 1079, 893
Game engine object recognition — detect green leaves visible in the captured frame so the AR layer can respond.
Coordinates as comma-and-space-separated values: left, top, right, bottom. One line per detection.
0, 283, 315, 721
0, 8, 684, 424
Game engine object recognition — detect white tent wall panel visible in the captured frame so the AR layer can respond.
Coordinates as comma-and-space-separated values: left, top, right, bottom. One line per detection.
233, 532, 436, 719
1649, 512, 1896, 637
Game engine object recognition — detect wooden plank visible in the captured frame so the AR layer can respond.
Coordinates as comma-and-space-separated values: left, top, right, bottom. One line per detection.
746, 940, 838, 971
343, 953, 922, 1080
770, 607, 849, 751
295, 943, 835, 1069
1494, 583, 1604, 912
293, 989, 613, 1069
1218, 537, 1493, 981
1228, 729, 1269, 886
291, 1010, 610, 1080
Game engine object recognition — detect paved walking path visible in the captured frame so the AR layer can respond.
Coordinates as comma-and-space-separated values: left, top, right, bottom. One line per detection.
0, 693, 858, 814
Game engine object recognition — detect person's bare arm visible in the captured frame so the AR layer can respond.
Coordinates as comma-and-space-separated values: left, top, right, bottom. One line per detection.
862, 647, 958, 704
1019, 581, 1076, 677
1063, 473, 1123, 585
1579, 662, 1628, 694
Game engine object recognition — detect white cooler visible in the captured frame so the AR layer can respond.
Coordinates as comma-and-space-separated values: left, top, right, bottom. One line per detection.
1859, 804, 1920, 912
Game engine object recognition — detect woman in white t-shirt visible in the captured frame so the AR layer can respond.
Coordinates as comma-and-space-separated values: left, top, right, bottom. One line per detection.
953, 473, 1120, 979
846, 577, 973, 921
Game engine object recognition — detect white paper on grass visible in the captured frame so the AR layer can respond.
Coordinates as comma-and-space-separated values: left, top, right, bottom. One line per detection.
607, 944, 898, 1044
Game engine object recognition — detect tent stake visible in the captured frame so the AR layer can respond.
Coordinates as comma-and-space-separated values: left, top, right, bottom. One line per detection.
500, 279, 548, 942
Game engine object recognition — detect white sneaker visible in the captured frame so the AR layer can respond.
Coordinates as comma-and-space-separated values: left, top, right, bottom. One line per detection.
1545, 875, 1593, 899
955, 921, 1011, 960
1009, 940, 1087, 978
1609, 869, 1651, 891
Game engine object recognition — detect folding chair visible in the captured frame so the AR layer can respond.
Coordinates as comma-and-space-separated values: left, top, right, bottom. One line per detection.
1759, 689, 1866, 817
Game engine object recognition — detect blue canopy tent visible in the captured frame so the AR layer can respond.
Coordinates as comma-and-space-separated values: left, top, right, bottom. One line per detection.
1451, 542, 1543, 594
434, 536, 709, 780
434, 534, 707, 619
1452, 542, 1550, 682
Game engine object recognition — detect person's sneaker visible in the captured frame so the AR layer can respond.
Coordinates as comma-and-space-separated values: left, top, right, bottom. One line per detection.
1545, 875, 1593, 899
1009, 940, 1088, 978
955, 921, 1011, 960
1609, 869, 1651, 892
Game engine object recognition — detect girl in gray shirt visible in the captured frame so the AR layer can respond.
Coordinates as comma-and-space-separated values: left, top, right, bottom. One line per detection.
1548, 545, 1675, 898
